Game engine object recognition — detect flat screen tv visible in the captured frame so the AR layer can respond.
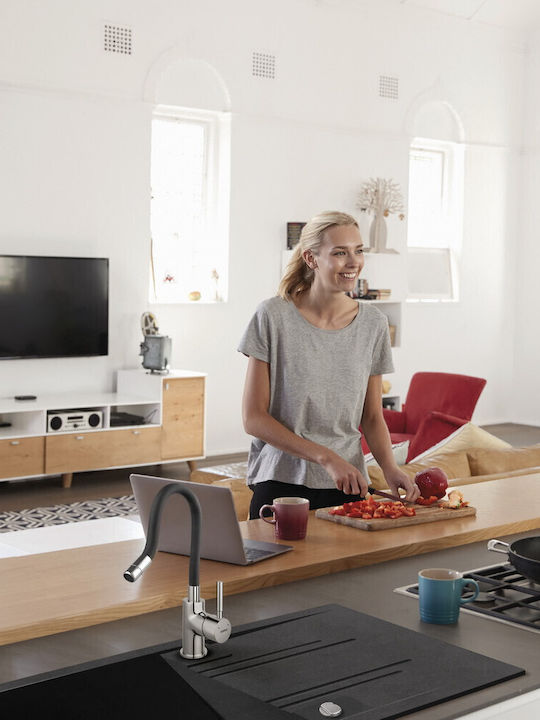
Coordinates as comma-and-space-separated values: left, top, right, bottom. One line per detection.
0, 255, 109, 360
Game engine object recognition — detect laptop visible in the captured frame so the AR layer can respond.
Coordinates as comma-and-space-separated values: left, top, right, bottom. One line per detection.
130, 474, 293, 565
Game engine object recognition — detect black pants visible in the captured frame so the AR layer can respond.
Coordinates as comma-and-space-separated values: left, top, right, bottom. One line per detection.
249, 480, 364, 520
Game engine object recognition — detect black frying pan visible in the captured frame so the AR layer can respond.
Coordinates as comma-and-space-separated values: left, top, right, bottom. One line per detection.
488, 537, 540, 583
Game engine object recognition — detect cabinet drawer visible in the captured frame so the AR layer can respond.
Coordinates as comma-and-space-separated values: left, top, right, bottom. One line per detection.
161, 377, 204, 460
45, 427, 161, 473
0, 436, 45, 479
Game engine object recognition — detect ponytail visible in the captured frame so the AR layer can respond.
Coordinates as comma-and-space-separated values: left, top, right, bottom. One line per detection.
278, 246, 314, 300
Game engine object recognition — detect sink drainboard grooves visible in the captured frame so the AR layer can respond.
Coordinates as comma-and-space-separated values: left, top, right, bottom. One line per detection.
230, 607, 330, 638
200, 638, 356, 678
195, 639, 323, 676
271, 660, 411, 708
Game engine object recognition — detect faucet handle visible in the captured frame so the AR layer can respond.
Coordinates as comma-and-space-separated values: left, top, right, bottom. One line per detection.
216, 580, 224, 619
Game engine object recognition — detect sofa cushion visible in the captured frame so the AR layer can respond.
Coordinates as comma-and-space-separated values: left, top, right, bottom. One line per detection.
448, 465, 540, 487
467, 443, 540, 476
408, 423, 511, 463
367, 450, 471, 490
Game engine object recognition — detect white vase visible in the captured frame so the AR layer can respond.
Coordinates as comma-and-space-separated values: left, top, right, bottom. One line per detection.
368, 213, 398, 254
369, 213, 387, 252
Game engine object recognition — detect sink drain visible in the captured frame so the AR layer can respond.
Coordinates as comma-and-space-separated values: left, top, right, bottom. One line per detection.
319, 701, 342, 717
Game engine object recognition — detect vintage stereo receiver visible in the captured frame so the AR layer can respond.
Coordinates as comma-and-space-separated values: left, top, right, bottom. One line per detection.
47, 409, 104, 433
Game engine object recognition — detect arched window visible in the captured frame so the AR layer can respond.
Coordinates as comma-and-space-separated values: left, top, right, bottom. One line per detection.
148, 57, 231, 303
406, 102, 464, 301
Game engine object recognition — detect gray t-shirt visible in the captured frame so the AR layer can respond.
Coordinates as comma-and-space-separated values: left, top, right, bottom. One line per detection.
238, 296, 394, 489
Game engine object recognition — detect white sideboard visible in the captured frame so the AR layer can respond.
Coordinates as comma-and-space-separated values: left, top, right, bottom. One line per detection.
0, 369, 206, 487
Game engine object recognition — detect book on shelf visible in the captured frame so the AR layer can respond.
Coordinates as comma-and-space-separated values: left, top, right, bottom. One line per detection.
361, 289, 392, 300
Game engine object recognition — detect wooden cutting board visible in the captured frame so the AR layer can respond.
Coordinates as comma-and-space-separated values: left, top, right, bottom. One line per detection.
315, 502, 476, 530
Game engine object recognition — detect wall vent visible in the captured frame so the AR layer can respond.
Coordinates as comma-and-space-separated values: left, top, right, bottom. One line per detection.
252, 52, 276, 79
104, 24, 133, 55
379, 75, 399, 100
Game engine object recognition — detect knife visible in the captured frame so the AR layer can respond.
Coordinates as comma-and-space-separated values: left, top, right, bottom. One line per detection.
367, 487, 402, 502
367, 487, 422, 505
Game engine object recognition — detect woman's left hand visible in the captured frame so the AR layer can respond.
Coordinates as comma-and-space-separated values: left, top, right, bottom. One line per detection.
385, 468, 420, 503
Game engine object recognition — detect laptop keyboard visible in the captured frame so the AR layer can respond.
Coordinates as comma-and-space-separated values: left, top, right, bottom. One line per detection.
244, 546, 274, 563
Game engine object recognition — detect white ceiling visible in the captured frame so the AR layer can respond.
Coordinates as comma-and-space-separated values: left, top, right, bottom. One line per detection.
320, 1, 540, 33
399, 0, 540, 32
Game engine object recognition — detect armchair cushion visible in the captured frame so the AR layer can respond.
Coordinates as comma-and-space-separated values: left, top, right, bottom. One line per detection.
382, 408, 406, 433
401, 372, 486, 435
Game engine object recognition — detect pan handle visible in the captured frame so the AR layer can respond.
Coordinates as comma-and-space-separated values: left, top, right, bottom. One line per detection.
487, 539, 510, 554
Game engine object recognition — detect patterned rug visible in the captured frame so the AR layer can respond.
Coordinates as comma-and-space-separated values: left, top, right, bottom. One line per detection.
0, 495, 139, 532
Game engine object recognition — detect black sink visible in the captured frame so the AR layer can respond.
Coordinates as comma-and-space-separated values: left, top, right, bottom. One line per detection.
0, 605, 524, 719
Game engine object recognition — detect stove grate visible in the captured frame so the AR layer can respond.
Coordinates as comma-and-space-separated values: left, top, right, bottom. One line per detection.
395, 563, 540, 633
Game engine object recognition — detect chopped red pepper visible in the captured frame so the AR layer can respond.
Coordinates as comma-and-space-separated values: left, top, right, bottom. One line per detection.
416, 496, 440, 506
329, 498, 416, 520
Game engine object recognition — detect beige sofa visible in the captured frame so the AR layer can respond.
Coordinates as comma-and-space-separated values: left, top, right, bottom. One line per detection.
366, 443, 540, 491
189, 425, 540, 518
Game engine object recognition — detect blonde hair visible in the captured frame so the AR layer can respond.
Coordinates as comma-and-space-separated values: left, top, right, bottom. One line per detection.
278, 211, 359, 300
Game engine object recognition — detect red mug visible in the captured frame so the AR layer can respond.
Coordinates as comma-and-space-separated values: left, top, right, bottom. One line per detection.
259, 497, 309, 540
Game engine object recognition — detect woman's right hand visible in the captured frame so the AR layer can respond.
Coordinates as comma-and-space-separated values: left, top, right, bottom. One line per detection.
321, 452, 369, 496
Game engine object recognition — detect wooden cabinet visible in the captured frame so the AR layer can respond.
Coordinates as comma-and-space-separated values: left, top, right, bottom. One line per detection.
0, 369, 206, 485
45, 427, 161, 474
0, 437, 45, 479
161, 377, 205, 460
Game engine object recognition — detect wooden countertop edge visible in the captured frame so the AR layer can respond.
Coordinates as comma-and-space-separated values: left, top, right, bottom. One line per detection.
2, 516, 538, 647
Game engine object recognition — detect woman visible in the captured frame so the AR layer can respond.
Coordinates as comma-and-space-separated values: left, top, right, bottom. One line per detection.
238, 211, 419, 519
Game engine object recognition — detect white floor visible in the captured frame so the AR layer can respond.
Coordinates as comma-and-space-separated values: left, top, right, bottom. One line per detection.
0, 515, 145, 558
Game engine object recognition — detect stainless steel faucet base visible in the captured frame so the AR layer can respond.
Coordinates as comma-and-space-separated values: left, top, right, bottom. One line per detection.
181, 593, 208, 659
181, 585, 231, 659
179, 644, 208, 660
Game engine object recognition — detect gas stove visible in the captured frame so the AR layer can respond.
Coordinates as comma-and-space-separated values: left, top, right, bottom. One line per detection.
395, 562, 540, 634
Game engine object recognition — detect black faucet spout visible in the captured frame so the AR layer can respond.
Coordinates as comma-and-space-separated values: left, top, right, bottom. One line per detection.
123, 483, 202, 586
123, 480, 231, 659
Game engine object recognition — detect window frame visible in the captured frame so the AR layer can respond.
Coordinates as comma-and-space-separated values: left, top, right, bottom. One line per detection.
149, 104, 230, 304
406, 137, 464, 303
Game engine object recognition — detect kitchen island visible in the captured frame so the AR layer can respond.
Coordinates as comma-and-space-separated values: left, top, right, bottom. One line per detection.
1, 475, 540, 718
1, 474, 540, 646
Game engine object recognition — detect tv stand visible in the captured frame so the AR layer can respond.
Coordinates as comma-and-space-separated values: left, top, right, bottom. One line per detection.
0, 369, 205, 488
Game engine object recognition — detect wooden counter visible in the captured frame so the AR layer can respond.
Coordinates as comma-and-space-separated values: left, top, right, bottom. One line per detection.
1, 474, 540, 646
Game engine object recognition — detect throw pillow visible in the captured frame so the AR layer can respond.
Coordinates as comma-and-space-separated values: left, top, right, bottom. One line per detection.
467, 443, 540, 476
407, 423, 511, 464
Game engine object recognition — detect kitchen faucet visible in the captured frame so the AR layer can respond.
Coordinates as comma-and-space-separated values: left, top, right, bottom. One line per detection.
123, 482, 231, 659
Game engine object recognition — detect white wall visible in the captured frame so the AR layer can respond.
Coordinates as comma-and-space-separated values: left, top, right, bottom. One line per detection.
0, 0, 533, 457
513, 28, 540, 425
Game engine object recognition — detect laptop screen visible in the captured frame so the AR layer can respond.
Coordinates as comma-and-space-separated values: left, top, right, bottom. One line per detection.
130, 474, 251, 564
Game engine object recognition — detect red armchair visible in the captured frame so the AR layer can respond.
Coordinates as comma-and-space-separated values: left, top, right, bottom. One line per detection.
364, 372, 486, 462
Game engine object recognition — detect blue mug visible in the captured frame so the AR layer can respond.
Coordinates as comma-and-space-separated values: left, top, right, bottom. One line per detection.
418, 568, 479, 624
